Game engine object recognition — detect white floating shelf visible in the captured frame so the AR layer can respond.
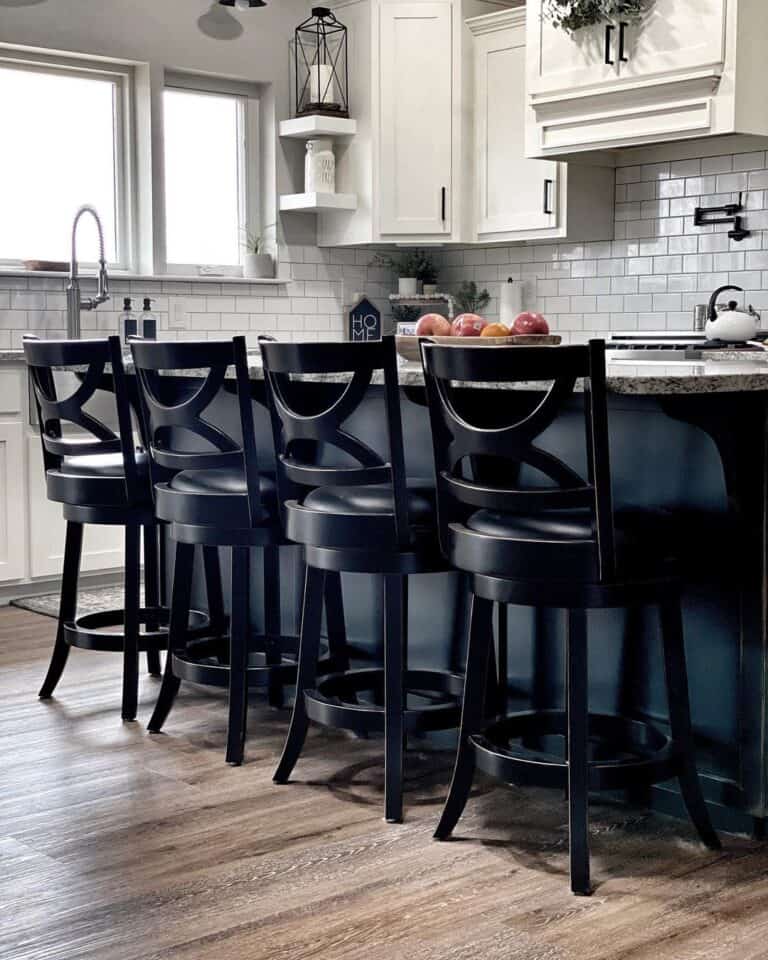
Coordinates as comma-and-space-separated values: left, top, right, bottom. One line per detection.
279, 192, 358, 213
279, 116, 357, 139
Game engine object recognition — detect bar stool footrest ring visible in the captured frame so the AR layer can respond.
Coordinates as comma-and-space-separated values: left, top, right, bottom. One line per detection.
171, 634, 337, 688
304, 667, 464, 735
471, 711, 680, 792
64, 607, 210, 653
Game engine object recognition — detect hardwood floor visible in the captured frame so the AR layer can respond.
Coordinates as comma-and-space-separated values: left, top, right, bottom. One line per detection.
3, 605, 768, 960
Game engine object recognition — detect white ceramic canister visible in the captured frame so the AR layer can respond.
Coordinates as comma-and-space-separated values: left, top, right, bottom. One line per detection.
305, 138, 336, 193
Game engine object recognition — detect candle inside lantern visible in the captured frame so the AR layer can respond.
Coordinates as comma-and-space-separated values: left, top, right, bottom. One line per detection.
309, 63, 337, 107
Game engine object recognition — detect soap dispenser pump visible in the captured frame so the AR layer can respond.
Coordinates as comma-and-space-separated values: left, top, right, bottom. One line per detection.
119, 297, 137, 342
140, 297, 157, 339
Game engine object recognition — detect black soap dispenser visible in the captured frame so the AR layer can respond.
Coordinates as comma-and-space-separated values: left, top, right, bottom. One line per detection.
140, 297, 157, 339
119, 297, 137, 342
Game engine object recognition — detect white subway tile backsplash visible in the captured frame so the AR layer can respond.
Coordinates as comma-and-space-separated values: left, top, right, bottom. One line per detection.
2, 145, 768, 347
670, 159, 701, 179
11, 291, 44, 310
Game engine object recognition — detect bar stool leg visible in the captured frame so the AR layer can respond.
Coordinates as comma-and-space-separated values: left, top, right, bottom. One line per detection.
566, 608, 591, 896
143, 524, 162, 677
660, 597, 721, 850
226, 546, 251, 765
434, 594, 493, 840
39, 520, 83, 699
122, 524, 141, 722
202, 545, 227, 638
324, 571, 349, 672
263, 545, 284, 710
496, 602, 508, 715
384, 573, 407, 823
148, 540, 195, 733
273, 565, 325, 783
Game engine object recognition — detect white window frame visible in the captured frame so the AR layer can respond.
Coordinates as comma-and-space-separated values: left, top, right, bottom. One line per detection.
162, 73, 261, 277
0, 49, 135, 271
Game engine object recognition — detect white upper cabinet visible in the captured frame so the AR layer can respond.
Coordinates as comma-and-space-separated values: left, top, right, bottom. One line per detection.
318, 0, 470, 246
619, 0, 726, 82
470, 8, 613, 244
379, 2, 452, 236
530, 18, 616, 96
526, 0, 768, 159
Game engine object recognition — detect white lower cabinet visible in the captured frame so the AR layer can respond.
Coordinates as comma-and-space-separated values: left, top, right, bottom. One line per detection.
0, 421, 28, 582
469, 7, 613, 243
27, 437, 124, 579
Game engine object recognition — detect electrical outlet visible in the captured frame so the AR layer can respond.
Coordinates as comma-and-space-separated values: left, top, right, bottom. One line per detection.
169, 298, 189, 330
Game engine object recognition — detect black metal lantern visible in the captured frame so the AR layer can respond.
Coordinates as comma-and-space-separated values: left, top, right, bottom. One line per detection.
294, 7, 349, 118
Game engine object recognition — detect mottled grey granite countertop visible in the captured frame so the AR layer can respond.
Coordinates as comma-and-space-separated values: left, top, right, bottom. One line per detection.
7, 347, 768, 396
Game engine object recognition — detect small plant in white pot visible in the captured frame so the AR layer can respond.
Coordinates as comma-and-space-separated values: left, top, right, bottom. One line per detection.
414, 251, 438, 296
242, 227, 275, 279
371, 249, 436, 296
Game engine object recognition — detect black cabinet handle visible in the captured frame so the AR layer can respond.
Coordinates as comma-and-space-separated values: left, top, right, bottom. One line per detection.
605, 24, 615, 65
543, 179, 554, 215
441, 186, 446, 222
618, 21, 628, 62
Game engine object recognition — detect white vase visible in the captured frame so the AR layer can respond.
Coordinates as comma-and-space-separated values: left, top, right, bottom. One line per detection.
305, 138, 336, 193
422, 283, 438, 297
398, 277, 418, 296
243, 253, 273, 279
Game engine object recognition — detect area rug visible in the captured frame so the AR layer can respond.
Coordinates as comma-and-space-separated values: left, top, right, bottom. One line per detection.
11, 585, 124, 619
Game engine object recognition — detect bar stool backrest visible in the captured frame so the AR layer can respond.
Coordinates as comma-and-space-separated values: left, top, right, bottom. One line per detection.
130, 337, 264, 527
420, 338, 617, 582
24, 335, 144, 506
259, 336, 412, 549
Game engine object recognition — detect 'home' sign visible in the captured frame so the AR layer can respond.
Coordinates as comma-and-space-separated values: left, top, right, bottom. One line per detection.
348, 297, 381, 341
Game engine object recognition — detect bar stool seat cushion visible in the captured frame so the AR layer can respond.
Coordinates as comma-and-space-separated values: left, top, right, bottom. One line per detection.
301, 478, 435, 523
47, 450, 150, 507
61, 450, 148, 477
154, 468, 277, 527
454, 507, 674, 581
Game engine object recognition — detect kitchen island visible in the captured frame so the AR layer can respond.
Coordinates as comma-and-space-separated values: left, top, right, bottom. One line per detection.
6, 346, 768, 833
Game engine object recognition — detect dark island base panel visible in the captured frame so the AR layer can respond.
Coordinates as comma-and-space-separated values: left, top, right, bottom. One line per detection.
148, 377, 765, 836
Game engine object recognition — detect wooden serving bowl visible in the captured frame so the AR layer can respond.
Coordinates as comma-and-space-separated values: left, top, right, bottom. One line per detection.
395, 334, 561, 363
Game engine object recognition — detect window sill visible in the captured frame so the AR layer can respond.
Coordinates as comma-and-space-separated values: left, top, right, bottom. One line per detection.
0, 269, 288, 285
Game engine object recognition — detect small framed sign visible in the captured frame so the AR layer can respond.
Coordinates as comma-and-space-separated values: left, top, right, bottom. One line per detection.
348, 297, 381, 341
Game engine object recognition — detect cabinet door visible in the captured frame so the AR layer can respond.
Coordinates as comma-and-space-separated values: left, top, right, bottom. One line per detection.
27, 437, 124, 579
476, 24, 558, 238
379, 2, 452, 235
0, 422, 27, 582
528, 0, 618, 96
619, 0, 727, 81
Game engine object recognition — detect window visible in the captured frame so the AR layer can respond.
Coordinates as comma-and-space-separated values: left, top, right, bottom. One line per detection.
163, 84, 256, 272
0, 57, 130, 266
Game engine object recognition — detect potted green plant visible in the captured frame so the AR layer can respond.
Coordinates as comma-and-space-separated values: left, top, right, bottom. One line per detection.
242, 225, 275, 279
413, 250, 439, 296
454, 280, 491, 315
371, 249, 433, 296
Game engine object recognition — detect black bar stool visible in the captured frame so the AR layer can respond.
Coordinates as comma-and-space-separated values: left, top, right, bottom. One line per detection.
131, 336, 341, 765
420, 338, 720, 895
260, 335, 463, 823
23, 336, 197, 721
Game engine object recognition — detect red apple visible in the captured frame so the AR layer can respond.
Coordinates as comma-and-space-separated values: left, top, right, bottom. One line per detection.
416, 312, 453, 337
512, 311, 549, 335
452, 313, 487, 337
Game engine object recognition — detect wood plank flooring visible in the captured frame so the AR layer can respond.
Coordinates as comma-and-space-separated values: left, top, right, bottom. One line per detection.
3, 605, 768, 960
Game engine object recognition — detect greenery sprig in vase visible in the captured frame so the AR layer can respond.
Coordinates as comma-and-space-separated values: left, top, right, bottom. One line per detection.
543, 0, 652, 32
